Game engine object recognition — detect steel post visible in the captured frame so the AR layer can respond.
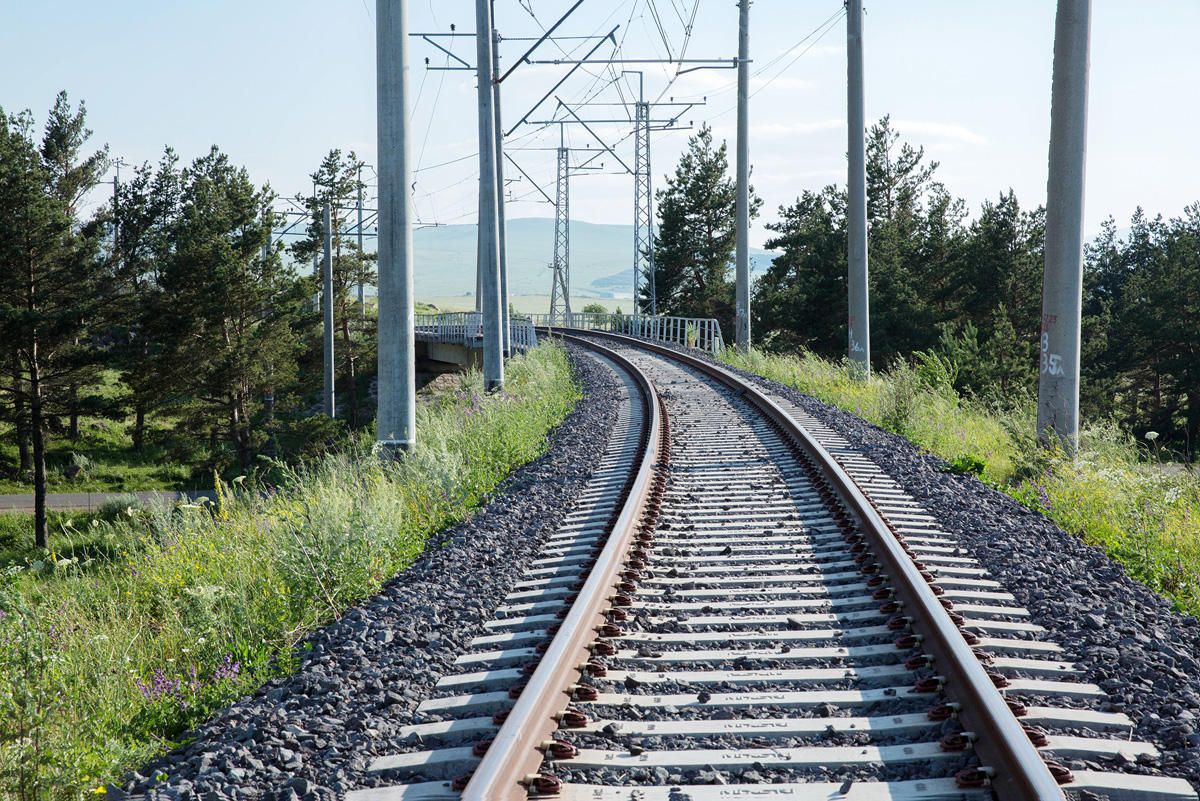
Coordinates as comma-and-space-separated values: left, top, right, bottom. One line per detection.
846, 0, 870, 377
1037, 0, 1091, 451
376, 0, 417, 450
493, 27, 511, 357
549, 145, 572, 322
475, 0, 504, 391
322, 201, 336, 418
734, 0, 751, 352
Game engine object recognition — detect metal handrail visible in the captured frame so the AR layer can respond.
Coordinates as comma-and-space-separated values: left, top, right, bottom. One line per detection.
528, 311, 725, 354
414, 312, 538, 352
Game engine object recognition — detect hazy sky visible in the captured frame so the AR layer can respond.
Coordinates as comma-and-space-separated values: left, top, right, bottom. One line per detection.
2, 1, 1197, 248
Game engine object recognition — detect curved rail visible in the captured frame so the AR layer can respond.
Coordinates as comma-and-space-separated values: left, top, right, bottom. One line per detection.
552, 328, 1068, 801
460, 337, 663, 801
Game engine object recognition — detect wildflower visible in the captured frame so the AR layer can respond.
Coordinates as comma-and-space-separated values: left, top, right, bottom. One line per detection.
92, 786, 107, 795
1145, 431, 1160, 442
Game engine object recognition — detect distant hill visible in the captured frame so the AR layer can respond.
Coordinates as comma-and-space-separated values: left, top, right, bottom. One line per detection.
412, 218, 777, 301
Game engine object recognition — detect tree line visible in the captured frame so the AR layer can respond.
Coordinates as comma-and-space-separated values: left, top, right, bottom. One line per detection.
644, 117, 1200, 457
0, 94, 377, 546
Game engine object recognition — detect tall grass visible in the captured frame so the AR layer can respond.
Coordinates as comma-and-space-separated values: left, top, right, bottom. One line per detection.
722, 348, 1200, 615
0, 343, 579, 799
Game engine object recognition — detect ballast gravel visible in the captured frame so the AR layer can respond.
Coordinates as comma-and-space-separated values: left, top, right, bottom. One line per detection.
708, 351, 1200, 792
121, 344, 623, 801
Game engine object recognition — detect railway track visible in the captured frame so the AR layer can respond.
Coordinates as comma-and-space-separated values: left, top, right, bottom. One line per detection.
349, 332, 1197, 801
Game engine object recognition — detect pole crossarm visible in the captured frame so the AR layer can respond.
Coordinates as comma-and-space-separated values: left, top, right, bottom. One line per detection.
498, 0, 586, 83
504, 153, 555, 204
420, 34, 472, 68
523, 57, 735, 65
505, 26, 619, 137
555, 99, 634, 175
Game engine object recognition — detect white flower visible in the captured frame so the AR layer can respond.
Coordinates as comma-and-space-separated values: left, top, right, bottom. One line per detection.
1145, 431, 1160, 442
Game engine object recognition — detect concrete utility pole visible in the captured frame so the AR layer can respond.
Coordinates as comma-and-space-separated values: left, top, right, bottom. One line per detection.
357, 164, 366, 317
475, 0, 504, 391
376, 0, 417, 451
322, 201, 336, 418
734, 0, 751, 352
1037, 0, 1091, 450
845, 0, 870, 377
312, 180, 320, 309
493, 25, 511, 356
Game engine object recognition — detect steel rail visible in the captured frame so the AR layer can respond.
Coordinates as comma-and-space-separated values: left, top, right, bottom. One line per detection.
460, 336, 663, 801
556, 329, 1068, 801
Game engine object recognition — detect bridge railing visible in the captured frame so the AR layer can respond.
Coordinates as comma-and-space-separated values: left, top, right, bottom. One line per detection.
529, 312, 726, 355
414, 312, 538, 352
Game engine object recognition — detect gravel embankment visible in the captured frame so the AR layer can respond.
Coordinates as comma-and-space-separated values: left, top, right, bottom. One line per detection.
123, 344, 623, 801
714, 356, 1200, 791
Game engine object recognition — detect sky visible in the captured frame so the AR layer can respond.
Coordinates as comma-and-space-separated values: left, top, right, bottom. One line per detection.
1, 1, 1198, 249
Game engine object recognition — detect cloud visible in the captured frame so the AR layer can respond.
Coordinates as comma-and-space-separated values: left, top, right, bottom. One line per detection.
892, 119, 987, 147
754, 119, 843, 137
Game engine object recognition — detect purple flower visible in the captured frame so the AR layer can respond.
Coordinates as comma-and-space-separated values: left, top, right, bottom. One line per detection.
213, 653, 241, 682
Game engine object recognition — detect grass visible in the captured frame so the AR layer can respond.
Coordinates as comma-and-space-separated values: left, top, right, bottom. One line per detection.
0, 342, 579, 799
722, 347, 1200, 615
0, 420, 194, 495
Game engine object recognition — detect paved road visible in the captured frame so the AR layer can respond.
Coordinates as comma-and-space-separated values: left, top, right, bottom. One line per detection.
0, 489, 215, 513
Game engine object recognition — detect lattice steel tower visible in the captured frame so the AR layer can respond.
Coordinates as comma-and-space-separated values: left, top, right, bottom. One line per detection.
549, 144, 571, 323
633, 99, 655, 315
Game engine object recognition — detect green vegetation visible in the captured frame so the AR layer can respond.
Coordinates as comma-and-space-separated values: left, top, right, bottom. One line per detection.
723, 347, 1200, 616
0, 343, 579, 798
640, 124, 761, 320
0, 95, 391, 549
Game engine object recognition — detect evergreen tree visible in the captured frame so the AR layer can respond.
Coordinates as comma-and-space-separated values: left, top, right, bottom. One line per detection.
110, 149, 182, 451
0, 97, 110, 547
642, 125, 760, 331
151, 147, 303, 472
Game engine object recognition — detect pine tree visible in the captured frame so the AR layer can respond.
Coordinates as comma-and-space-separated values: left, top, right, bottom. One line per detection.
642, 125, 760, 330
0, 96, 110, 548
151, 147, 303, 472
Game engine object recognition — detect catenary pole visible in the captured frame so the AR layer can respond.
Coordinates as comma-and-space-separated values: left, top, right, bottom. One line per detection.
734, 0, 751, 352
376, 0, 417, 450
322, 201, 336, 418
845, 0, 870, 377
1037, 0, 1091, 451
476, 0, 504, 390
357, 164, 365, 316
312, 180, 320, 309
493, 23, 511, 356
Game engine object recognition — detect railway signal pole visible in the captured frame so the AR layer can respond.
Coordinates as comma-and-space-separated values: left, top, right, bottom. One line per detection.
322, 201, 336, 418
475, 0, 504, 391
846, 0, 870, 378
1037, 0, 1091, 451
376, 0, 417, 451
734, 0, 751, 352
